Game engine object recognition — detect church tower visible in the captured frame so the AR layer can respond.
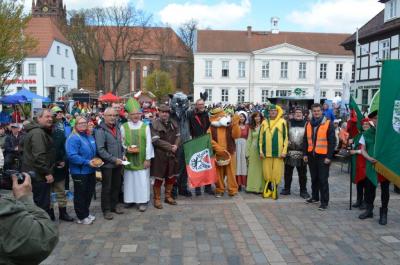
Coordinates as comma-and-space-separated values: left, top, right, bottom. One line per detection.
32, 0, 67, 22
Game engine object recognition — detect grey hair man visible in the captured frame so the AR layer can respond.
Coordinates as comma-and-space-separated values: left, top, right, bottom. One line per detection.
21, 109, 56, 216
95, 107, 125, 220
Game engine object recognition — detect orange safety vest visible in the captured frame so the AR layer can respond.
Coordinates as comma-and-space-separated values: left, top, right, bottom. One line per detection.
306, 120, 330, 154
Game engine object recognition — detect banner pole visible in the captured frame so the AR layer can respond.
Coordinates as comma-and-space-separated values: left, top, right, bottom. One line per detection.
349, 157, 352, 210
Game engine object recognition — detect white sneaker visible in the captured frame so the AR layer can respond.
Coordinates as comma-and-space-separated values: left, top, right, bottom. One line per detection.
77, 217, 93, 225
88, 214, 96, 222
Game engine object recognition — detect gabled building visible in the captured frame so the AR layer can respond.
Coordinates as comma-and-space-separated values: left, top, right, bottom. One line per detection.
342, 0, 400, 110
4, 16, 77, 101
194, 23, 353, 106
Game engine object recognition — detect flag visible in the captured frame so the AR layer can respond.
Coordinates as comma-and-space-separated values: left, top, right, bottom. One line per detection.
347, 95, 363, 139
184, 134, 217, 188
374, 60, 400, 187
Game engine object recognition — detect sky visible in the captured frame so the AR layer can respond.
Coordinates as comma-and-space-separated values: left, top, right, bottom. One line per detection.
25, 0, 384, 33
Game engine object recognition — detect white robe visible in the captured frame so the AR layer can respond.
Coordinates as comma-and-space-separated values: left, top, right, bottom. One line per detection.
120, 121, 154, 203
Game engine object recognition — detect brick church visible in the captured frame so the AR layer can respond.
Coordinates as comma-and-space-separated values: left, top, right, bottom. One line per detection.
31, 0, 191, 97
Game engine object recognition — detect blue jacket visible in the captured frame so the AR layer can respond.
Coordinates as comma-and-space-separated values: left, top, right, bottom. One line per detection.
323, 108, 335, 121
66, 132, 96, 175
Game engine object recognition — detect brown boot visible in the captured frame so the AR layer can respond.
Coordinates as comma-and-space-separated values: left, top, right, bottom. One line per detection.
153, 183, 163, 209
165, 178, 177, 205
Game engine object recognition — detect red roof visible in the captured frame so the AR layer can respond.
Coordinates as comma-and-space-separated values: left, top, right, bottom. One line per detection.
197, 30, 352, 56
24, 17, 69, 57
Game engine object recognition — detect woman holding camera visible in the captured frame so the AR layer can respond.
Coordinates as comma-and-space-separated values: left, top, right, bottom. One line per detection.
66, 116, 101, 225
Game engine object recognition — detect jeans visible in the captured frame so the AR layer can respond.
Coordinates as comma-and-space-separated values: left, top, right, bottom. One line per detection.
308, 155, 330, 206
32, 181, 51, 213
101, 167, 122, 213
72, 173, 96, 220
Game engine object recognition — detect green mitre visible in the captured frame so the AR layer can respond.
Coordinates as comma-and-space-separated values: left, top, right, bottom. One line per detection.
125, 98, 142, 113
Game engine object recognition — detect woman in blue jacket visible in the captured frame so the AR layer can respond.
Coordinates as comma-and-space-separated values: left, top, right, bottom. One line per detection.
66, 116, 100, 225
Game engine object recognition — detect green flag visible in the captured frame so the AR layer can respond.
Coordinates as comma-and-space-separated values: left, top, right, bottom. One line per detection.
184, 134, 217, 188
374, 60, 400, 187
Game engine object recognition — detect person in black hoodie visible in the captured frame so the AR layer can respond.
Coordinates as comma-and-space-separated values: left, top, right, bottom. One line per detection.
188, 98, 212, 196
281, 108, 310, 199
303, 104, 336, 211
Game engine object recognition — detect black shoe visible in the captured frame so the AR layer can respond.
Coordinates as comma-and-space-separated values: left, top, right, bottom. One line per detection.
280, 189, 290, 195
305, 198, 319, 204
204, 185, 214, 195
195, 187, 202, 196
394, 186, 400, 194
47, 208, 55, 221
124, 203, 136, 208
59, 207, 74, 222
359, 201, 367, 210
300, 191, 310, 199
179, 189, 192, 197
318, 204, 328, 211
352, 200, 362, 208
379, 207, 388, 225
359, 207, 374, 219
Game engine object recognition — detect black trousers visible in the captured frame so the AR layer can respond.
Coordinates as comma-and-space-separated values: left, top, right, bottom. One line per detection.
308, 155, 330, 206
356, 179, 366, 202
364, 178, 390, 209
101, 167, 122, 213
284, 163, 307, 192
32, 181, 51, 213
72, 173, 95, 220
177, 148, 188, 190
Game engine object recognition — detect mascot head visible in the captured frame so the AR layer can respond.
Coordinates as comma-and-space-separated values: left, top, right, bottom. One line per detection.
169, 92, 192, 119
209, 107, 232, 127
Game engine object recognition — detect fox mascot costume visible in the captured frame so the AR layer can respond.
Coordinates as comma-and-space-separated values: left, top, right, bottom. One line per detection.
208, 108, 241, 197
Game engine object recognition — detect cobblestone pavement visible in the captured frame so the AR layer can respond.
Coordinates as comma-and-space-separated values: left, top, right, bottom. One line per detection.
42, 162, 400, 265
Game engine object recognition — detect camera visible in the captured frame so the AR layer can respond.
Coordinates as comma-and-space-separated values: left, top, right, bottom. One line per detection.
0, 170, 36, 190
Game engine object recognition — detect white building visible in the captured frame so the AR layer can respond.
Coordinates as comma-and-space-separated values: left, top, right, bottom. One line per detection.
342, 0, 400, 111
3, 17, 77, 101
194, 23, 353, 107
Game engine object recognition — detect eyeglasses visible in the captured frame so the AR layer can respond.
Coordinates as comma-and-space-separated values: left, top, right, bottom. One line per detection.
105, 114, 119, 117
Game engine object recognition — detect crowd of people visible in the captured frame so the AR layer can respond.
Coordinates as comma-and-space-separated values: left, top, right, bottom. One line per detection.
0, 97, 396, 228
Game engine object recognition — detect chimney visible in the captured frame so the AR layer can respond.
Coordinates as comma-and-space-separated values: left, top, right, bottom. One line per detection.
271, 17, 280, 34
247, 26, 252, 37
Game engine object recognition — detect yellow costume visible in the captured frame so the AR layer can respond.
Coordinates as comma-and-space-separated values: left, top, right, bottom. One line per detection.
258, 105, 288, 199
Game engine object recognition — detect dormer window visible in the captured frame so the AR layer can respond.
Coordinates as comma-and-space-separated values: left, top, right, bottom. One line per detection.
385, 0, 398, 21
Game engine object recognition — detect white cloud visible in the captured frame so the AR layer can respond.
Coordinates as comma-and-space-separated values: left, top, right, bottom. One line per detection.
287, 0, 384, 33
159, 0, 251, 28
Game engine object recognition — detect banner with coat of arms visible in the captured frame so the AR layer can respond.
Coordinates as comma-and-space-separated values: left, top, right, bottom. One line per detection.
374, 60, 400, 187
183, 134, 217, 188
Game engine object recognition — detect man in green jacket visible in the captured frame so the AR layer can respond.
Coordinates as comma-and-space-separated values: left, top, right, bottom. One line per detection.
0, 174, 59, 265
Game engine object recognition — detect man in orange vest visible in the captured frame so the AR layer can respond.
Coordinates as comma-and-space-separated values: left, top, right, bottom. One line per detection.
303, 103, 336, 210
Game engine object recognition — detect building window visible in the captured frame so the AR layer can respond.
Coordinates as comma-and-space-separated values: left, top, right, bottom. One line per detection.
261, 89, 269, 103
261, 61, 269, 78
70, 69, 74, 80
221, 89, 229, 102
237, 89, 245, 103
280, 62, 288, 79
336, 63, 343, 80
28, 63, 36, 76
57, 46, 60, 54
362, 89, 369, 110
276, 90, 289, 97
352, 64, 355, 80
380, 39, 390, 60
65, 49, 69, 57
16, 64, 22, 76
321, 91, 327, 98
205, 60, 212, 77
335, 91, 342, 97
221, 61, 229, 77
143, 66, 148, 77
299, 62, 307, 79
372, 89, 379, 98
320, 63, 327, 79
61, 67, 65, 79
204, 88, 212, 101
389, 0, 397, 19
29, 87, 37, 94
271, 90, 274, 97
50, 65, 54, 77
238, 61, 246, 78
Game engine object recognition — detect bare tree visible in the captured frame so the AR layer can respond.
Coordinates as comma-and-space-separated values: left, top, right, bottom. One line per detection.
99, 4, 151, 94
178, 20, 198, 93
